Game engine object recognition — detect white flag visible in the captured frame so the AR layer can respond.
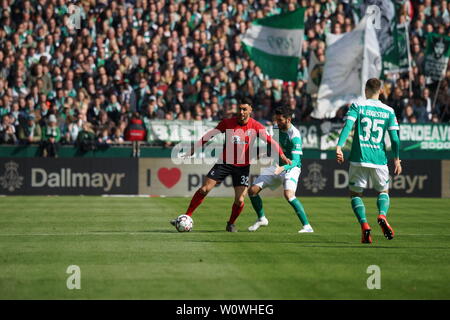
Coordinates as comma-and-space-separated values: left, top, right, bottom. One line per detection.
312, 16, 381, 119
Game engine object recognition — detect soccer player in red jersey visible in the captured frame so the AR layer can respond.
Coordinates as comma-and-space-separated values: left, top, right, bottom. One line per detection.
171, 100, 291, 232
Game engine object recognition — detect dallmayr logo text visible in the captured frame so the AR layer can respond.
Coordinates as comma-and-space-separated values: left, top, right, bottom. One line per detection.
31, 168, 125, 191
0, 161, 24, 192
304, 162, 326, 193
0, 161, 126, 192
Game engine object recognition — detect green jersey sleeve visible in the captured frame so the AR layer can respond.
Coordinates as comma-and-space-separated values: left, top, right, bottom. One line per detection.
337, 103, 358, 147
283, 136, 302, 170
344, 103, 359, 123
388, 111, 399, 131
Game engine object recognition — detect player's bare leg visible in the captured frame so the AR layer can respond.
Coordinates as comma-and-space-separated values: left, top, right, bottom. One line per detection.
376, 190, 394, 240
248, 185, 269, 231
284, 189, 313, 233
170, 178, 218, 226
226, 186, 247, 232
350, 190, 372, 244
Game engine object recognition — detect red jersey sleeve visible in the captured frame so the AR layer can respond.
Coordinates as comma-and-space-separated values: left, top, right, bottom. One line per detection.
254, 121, 284, 156
215, 119, 227, 133
194, 119, 226, 148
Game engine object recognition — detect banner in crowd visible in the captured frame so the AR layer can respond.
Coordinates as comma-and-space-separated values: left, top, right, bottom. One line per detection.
147, 121, 321, 149
145, 121, 450, 152
146, 120, 219, 143
0, 158, 138, 195
424, 33, 450, 82
382, 22, 411, 74
313, 15, 382, 119
306, 51, 324, 94
399, 124, 450, 151
358, 0, 396, 56
241, 8, 305, 81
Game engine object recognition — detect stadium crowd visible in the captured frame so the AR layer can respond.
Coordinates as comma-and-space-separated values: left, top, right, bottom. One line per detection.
0, 0, 449, 154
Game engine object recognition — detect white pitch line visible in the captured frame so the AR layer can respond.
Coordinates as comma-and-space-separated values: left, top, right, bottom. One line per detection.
0, 232, 448, 237
0, 232, 154, 236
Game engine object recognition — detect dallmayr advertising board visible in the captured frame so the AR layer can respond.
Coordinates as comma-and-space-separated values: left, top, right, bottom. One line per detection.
139, 159, 442, 198
0, 158, 138, 195
138, 158, 285, 197
298, 160, 441, 197
0, 158, 441, 197
443, 160, 450, 198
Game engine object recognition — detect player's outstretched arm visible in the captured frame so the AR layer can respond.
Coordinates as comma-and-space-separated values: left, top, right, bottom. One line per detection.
336, 120, 354, 164
258, 128, 292, 165
274, 152, 300, 175
188, 121, 225, 157
389, 129, 402, 175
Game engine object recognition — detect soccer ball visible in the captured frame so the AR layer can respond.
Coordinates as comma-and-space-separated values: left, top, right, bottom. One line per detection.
175, 214, 193, 232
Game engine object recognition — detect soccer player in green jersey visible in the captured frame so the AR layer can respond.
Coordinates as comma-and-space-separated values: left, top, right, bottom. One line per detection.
247, 107, 313, 233
336, 78, 402, 244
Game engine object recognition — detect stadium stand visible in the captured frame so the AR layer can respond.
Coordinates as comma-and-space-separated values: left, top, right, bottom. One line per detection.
0, 0, 449, 154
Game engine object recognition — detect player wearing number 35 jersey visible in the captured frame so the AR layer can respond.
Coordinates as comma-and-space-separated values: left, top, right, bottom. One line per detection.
336, 78, 402, 244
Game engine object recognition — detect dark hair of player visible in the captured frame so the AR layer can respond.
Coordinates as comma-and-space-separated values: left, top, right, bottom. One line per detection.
365, 78, 382, 97
239, 97, 253, 106
274, 106, 293, 119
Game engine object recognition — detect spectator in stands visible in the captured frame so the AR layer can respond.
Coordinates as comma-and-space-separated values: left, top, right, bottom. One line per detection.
111, 127, 124, 144
0, 0, 449, 152
40, 114, 60, 157
98, 127, 112, 146
402, 105, 416, 123
0, 114, 18, 144
18, 113, 41, 144
76, 122, 97, 153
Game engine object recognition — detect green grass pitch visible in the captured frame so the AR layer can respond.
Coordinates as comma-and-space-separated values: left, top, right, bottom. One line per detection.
0, 196, 449, 300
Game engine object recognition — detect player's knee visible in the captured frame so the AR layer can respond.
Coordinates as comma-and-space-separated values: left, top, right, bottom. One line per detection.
283, 190, 294, 200
199, 186, 210, 195
248, 186, 260, 197
350, 191, 363, 198
234, 200, 245, 207
234, 198, 245, 207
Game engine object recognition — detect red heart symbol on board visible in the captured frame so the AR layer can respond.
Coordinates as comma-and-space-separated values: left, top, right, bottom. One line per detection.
157, 168, 181, 188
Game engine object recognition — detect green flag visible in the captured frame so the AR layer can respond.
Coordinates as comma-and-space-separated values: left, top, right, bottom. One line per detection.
241, 8, 305, 81
382, 23, 411, 75
424, 33, 450, 82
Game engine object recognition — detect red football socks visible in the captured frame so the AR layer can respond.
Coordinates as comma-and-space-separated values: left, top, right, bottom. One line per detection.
186, 190, 206, 216
228, 202, 244, 224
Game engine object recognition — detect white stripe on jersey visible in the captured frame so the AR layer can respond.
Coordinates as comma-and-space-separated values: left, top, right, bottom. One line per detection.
345, 116, 357, 122
350, 161, 388, 169
360, 144, 380, 149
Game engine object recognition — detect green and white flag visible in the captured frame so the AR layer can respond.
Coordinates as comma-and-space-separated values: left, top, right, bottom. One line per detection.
306, 51, 324, 94
382, 22, 411, 74
242, 8, 305, 81
312, 15, 381, 119
424, 33, 450, 82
